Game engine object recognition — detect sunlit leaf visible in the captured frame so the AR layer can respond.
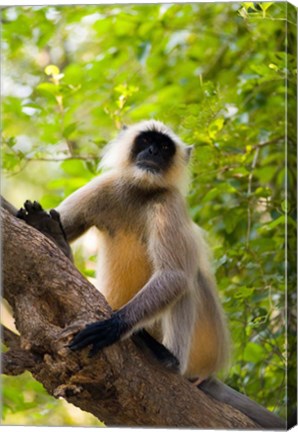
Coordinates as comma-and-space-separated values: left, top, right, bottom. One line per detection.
44, 64, 60, 76
259, 2, 274, 12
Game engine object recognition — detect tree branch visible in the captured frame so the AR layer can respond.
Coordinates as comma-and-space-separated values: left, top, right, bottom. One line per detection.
2, 325, 20, 348
1, 206, 283, 428
2, 325, 37, 375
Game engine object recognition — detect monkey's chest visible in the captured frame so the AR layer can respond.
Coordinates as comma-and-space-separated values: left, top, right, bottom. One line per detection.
96, 231, 152, 310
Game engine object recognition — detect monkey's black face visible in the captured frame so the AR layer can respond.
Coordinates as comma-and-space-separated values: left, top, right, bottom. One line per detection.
131, 131, 176, 174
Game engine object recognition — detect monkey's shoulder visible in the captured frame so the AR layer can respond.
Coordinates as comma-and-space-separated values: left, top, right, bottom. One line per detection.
90, 173, 190, 234
96, 174, 169, 211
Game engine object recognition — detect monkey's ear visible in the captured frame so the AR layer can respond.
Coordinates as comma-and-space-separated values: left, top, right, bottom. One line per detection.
185, 145, 194, 163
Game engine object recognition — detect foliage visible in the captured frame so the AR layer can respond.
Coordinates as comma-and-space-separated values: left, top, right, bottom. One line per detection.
1, 372, 103, 426
2, 2, 296, 425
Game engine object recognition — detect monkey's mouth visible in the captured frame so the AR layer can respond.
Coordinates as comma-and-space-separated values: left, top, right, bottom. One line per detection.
136, 160, 161, 174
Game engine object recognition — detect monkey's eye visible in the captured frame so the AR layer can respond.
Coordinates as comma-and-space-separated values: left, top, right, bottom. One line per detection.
162, 144, 169, 151
136, 137, 149, 152
140, 137, 149, 148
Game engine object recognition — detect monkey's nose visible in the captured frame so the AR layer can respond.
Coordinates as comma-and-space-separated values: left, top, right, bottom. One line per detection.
149, 145, 159, 156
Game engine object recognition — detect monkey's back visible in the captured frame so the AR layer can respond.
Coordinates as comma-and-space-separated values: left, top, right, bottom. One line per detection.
187, 310, 228, 380
186, 225, 230, 379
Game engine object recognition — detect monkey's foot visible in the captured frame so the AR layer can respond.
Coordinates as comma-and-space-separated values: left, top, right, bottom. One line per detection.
189, 376, 205, 386
68, 313, 128, 357
132, 329, 180, 373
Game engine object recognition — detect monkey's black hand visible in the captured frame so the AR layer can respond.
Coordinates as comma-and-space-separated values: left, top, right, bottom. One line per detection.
68, 313, 129, 357
17, 200, 72, 260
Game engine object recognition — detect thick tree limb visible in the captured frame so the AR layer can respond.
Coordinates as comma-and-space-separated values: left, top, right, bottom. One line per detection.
1, 207, 283, 428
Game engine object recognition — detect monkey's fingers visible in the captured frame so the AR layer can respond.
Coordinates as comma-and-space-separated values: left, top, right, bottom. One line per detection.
24, 200, 43, 213
69, 327, 109, 350
16, 208, 27, 219
69, 320, 117, 347
49, 209, 69, 240
17, 201, 44, 222
68, 315, 128, 354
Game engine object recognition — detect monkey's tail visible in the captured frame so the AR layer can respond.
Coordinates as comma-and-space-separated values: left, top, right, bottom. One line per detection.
199, 377, 286, 429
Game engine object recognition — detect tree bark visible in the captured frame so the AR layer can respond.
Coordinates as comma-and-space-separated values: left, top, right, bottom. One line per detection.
1, 208, 264, 428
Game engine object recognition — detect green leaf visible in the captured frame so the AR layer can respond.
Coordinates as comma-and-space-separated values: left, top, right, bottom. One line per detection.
61, 159, 87, 176
254, 187, 272, 198
243, 2, 257, 11
63, 122, 78, 139
243, 342, 265, 362
259, 2, 274, 12
208, 118, 224, 139
234, 286, 254, 299
36, 82, 59, 97
281, 200, 288, 213
264, 215, 286, 231
223, 209, 241, 234
269, 63, 279, 72
238, 7, 248, 18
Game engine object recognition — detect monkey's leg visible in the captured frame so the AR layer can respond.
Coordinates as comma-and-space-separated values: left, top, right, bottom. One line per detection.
17, 200, 73, 260
132, 329, 180, 373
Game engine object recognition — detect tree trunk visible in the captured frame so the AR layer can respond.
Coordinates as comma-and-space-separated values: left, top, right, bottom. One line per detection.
1, 208, 265, 428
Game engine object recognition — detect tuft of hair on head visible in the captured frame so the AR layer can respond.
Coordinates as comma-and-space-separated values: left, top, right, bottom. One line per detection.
100, 120, 192, 194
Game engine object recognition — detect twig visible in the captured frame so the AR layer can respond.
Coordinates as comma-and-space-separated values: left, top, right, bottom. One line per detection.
246, 147, 260, 245
252, 135, 284, 150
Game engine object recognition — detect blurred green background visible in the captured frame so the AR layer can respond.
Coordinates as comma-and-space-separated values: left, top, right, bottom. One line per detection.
1, 2, 296, 426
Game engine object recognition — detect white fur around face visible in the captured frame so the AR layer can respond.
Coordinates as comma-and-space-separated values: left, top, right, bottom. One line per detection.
99, 120, 191, 194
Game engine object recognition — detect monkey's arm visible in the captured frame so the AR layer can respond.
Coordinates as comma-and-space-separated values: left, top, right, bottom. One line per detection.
15, 174, 112, 247
69, 269, 188, 355
56, 174, 112, 242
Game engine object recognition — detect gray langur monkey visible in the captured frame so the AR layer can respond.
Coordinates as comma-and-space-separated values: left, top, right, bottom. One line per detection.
5, 120, 285, 428
52, 119, 230, 381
